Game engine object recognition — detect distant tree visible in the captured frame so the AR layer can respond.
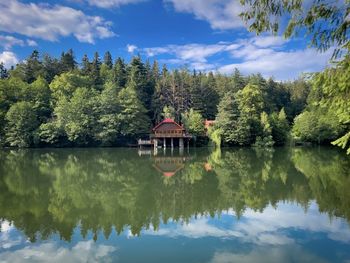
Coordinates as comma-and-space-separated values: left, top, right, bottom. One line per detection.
216, 91, 250, 145
103, 51, 113, 69
230, 68, 246, 92
59, 49, 76, 72
162, 105, 176, 120
182, 109, 205, 137
81, 54, 90, 75
270, 108, 290, 145
5, 101, 38, 147
0, 63, 8, 79
118, 83, 151, 137
53, 88, 98, 145
91, 52, 102, 87
292, 109, 344, 144
113, 57, 127, 88
236, 83, 265, 143
254, 111, 274, 147
95, 82, 120, 145
49, 72, 92, 101
23, 50, 43, 83
27, 77, 51, 122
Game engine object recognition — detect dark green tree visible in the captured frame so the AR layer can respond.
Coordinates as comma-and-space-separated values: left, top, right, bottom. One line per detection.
103, 51, 113, 69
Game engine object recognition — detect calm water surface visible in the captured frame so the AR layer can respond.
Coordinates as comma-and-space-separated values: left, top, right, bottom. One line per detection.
0, 147, 349, 262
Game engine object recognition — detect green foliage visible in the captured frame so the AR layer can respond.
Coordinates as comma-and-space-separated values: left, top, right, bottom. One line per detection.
0, 48, 336, 148
314, 54, 350, 153
49, 72, 92, 101
118, 85, 151, 137
95, 82, 120, 145
254, 111, 274, 147
162, 105, 176, 119
208, 127, 222, 148
292, 109, 344, 144
181, 109, 205, 136
270, 108, 290, 145
216, 91, 250, 145
5, 101, 38, 147
292, 54, 349, 152
53, 88, 99, 145
240, 0, 349, 56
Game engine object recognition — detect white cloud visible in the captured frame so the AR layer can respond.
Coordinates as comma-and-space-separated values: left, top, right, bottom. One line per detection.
87, 0, 146, 8
219, 47, 332, 80
127, 44, 138, 53
0, 1, 115, 44
0, 35, 24, 50
144, 42, 240, 71
165, 0, 245, 30
26, 39, 38, 47
210, 246, 329, 263
0, 35, 38, 50
251, 35, 287, 48
140, 35, 331, 80
0, 240, 117, 263
0, 51, 19, 68
143, 202, 350, 246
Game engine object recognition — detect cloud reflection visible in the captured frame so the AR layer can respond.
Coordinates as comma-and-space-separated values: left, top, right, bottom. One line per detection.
0, 239, 117, 263
144, 201, 350, 245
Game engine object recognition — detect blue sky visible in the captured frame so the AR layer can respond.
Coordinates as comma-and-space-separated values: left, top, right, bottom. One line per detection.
0, 0, 334, 80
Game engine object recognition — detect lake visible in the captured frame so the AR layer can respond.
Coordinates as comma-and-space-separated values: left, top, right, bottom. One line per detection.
0, 147, 349, 262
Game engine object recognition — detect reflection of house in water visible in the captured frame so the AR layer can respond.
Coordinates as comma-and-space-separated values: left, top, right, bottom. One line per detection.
153, 156, 191, 177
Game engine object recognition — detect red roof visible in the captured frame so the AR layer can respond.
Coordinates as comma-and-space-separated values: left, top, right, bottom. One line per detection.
152, 118, 184, 131
204, 120, 215, 130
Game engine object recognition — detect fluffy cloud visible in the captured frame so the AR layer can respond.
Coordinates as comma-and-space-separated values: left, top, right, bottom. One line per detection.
210, 246, 329, 263
219, 46, 332, 80
87, 0, 146, 8
139, 35, 331, 80
127, 44, 138, 53
0, 1, 115, 44
0, 240, 117, 263
0, 35, 37, 50
0, 51, 19, 68
143, 202, 350, 246
144, 42, 240, 71
164, 0, 245, 30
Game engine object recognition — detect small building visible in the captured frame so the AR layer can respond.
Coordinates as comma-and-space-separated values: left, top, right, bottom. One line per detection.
152, 118, 192, 149
138, 118, 192, 149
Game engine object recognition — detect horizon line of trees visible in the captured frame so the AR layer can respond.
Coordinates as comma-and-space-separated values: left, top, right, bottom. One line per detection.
0, 49, 347, 151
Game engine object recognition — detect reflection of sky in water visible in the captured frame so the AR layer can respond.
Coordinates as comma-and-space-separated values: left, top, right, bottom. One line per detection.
1, 202, 350, 263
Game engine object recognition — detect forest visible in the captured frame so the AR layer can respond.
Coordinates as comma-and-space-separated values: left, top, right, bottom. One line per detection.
0, 48, 348, 150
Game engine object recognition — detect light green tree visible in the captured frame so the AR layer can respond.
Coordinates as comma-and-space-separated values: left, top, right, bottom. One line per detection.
5, 101, 38, 147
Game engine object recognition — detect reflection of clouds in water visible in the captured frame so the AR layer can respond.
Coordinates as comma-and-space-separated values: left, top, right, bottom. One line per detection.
146, 218, 243, 239
0, 220, 23, 250
144, 202, 350, 245
209, 246, 329, 263
233, 202, 350, 244
0, 240, 117, 263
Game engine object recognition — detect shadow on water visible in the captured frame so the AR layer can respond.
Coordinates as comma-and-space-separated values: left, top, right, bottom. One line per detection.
0, 146, 349, 242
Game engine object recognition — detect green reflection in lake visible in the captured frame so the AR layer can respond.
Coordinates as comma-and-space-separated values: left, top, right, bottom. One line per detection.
0, 147, 349, 262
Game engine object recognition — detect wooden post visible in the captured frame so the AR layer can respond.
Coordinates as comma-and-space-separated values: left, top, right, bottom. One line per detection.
171, 138, 174, 149
163, 138, 166, 149
179, 138, 184, 149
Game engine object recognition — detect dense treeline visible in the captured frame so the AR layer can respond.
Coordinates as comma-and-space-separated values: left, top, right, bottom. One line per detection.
0, 49, 314, 147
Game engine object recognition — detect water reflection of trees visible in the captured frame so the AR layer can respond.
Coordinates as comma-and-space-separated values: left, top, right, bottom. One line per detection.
0, 147, 349, 241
